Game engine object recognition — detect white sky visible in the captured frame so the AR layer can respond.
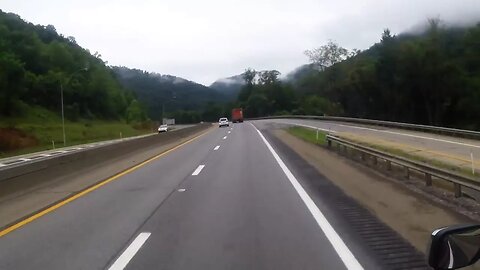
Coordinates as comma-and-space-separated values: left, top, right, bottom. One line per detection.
3, 0, 480, 85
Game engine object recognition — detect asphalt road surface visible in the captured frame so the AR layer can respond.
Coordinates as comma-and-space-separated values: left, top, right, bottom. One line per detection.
0, 121, 423, 270
262, 118, 480, 168
0, 124, 194, 168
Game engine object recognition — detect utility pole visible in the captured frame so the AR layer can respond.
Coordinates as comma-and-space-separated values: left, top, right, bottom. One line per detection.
59, 66, 89, 147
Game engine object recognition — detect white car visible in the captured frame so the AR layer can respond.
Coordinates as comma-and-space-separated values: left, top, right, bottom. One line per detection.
218, 118, 229, 127
158, 124, 169, 133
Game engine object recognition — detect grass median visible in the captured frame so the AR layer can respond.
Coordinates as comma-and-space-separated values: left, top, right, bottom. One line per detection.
287, 126, 327, 146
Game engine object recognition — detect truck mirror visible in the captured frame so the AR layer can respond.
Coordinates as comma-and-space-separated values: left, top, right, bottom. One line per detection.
428, 224, 480, 269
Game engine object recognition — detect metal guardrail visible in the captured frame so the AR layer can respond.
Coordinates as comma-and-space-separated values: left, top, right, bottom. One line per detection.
252, 115, 480, 140
326, 134, 480, 199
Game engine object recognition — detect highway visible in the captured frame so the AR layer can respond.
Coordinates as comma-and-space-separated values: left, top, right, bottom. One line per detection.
0, 121, 427, 270
0, 125, 194, 169
263, 118, 480, 171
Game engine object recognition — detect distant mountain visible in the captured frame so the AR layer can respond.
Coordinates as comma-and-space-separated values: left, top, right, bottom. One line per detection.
210, 74, 245, 100
112, 67, 226, 120
282, 64, 317, 84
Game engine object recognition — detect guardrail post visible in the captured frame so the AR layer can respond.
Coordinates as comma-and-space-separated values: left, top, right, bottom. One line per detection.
425, 173, 432, 186
386, 160, 392, 171
404, 167, 410, 179
361, 153, 366, 161
372, 156, 377, 165
327, 139, 332, 148
454, 183, 461, 198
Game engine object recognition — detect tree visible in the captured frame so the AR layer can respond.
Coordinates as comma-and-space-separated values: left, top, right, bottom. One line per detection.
242, 68, 257, 86
258, 70, 280, 85
304, 40, 350, 70
0, 53, 25, 115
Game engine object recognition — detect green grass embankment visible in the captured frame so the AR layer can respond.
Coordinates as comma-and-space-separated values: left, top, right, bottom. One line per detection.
0, 107, 153, 158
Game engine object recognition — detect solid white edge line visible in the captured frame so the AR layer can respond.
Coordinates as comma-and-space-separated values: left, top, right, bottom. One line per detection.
278, 119, 480, 149
108, 232, 151, 270
335, 123, 480, 149
192, 164, 205, 175
214, 145, 220, 151
223, 136, 227, 139
285, 122, 337, 134
251, 124, 364, 270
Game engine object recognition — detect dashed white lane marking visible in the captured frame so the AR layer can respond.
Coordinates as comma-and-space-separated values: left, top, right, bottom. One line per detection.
18, 158, 32, 161
178, 188, 186, 192
39, 154, 52, 157
252, 124, 364, 270
0, 163, 6, 167
108, 232, 151, 270
228, 131, 231, 134
192, 165, 205, 176
223, 136, 227, 140
214, 145, 220, 151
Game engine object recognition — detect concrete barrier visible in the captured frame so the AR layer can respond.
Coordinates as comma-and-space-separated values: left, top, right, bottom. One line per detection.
0, 124, 210, 182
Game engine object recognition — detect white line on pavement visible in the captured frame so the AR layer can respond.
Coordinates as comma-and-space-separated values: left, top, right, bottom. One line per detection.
108, 232, 151, 270
0, 163, 6, 167
223, 136, 227, 139
39, 154, 52, 157
18, 158, 32, 161
192, 165, 205, 175
252, 124, 364, 270
335, 123, 480, 149
284, 122, 337, 134
228, 131, 231, 134
214, 145, 220, 151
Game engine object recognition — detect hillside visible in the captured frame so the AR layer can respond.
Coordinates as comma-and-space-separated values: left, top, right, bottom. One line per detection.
0, 10, 150, 155
282, 64, 316, 85
112, 67, 226, 120
233, 21, 480, 130
209, 75, 245, 101
0, 10, 146, 122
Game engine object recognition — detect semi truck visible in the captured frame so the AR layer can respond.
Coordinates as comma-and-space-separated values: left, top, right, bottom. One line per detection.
231, 108, 244, 123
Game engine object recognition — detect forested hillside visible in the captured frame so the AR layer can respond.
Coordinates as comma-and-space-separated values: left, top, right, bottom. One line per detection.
297, 21, 480, 129
0, 10, 151, 155
112, 67, 226, 120
236, 21, 480, 129
210, 75, 245, 101
0, 10, 147, 123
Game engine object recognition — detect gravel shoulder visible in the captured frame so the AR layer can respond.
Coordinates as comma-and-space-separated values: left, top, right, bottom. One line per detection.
274, 129, 475, 253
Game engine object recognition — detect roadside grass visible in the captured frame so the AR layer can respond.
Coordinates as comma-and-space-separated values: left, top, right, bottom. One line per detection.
342, 139, 480, 180
0, 107, 153, 158
287, 126, 327, 146
286, 125, 478, 180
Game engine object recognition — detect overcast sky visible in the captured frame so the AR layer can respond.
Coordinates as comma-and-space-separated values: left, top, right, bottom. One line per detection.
3, 0, 480, 85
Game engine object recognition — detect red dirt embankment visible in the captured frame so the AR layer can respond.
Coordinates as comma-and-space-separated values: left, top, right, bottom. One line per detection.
0, 128, 38, 152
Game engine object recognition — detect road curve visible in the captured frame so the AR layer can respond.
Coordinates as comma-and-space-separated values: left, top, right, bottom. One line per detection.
0, 121, 423, 270
261, 118, 480, 170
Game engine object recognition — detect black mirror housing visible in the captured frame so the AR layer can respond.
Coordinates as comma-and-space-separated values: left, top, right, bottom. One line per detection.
428, 224, 480, 269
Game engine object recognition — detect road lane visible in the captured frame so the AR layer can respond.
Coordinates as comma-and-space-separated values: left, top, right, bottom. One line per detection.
0, 127, 227, 270
260, 118, 480, 170
120, 122, 360, 270
0, 122, 387, 270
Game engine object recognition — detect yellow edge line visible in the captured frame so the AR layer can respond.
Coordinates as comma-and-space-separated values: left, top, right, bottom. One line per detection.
0, 128, 212, 238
